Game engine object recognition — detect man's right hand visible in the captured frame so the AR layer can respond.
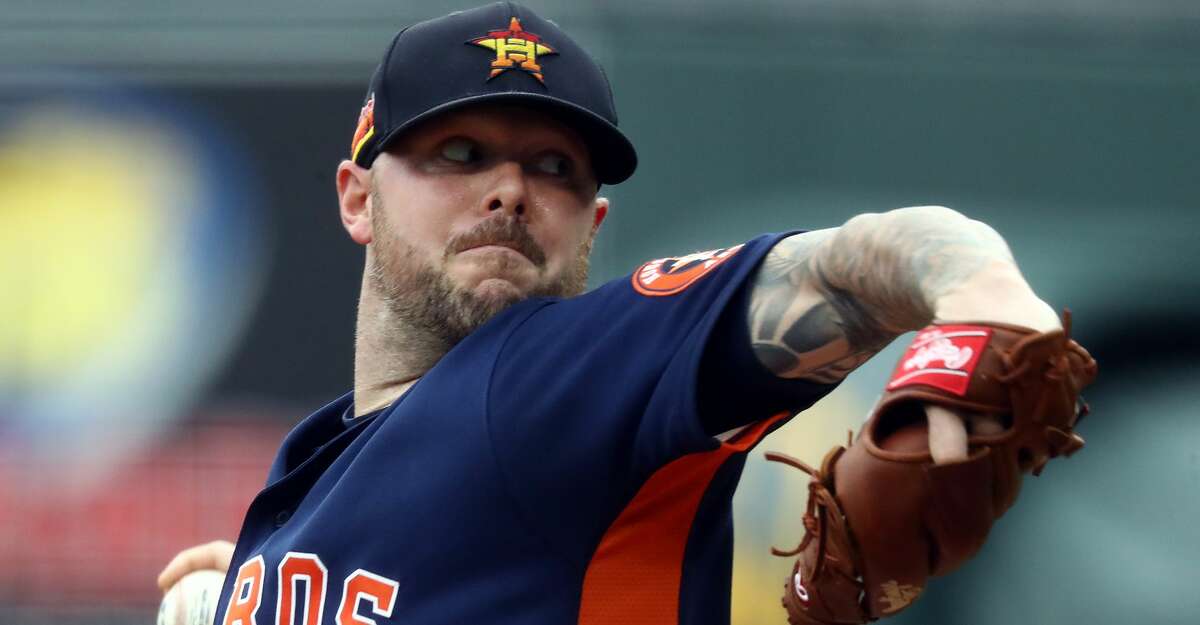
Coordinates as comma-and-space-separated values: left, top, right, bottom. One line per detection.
157, 540, 235, 593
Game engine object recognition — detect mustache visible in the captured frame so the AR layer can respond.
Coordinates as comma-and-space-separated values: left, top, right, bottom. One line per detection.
446, 217, 547, 267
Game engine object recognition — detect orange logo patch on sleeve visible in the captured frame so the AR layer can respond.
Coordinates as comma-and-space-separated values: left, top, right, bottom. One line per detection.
632, 244, 744, 296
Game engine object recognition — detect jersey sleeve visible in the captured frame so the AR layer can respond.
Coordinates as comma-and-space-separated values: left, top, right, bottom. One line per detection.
485, 232, 838, 565
694, 269, 839, 435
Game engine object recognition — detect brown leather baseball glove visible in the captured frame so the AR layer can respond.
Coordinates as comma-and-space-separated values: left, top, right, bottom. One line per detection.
766, 313, 1097, 624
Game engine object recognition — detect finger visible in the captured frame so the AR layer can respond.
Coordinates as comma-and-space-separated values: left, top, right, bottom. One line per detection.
156, 540, 235, 591
156, 540, 235, 592
967, 413, 1005, 436
926, 404, 968, 465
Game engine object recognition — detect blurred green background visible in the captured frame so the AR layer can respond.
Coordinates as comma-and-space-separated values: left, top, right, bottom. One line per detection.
1, 1, 1196, 624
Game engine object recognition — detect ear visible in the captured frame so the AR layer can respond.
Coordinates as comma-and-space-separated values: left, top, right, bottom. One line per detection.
591, 196, 609, 233
336, 160, 373, 245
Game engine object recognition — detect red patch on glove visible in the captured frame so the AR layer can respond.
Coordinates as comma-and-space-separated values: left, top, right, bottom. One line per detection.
886, 325, 993, 396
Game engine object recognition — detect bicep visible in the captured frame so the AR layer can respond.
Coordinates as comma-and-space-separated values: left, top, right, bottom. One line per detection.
746, 229, 899, 383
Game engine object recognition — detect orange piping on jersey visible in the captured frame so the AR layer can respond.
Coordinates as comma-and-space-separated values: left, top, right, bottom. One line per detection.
577, 412, 789, 625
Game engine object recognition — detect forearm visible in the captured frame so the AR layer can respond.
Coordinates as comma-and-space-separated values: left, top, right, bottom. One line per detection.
816, 205, 1052, 330
749, 205, 1056, 382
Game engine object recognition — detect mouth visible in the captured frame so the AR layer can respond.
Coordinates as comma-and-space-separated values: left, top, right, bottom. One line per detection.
461, 242, 530, 261
447, 218, 548, 267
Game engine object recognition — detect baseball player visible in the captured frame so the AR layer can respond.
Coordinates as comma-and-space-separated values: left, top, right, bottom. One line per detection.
158, 3, 1093, 624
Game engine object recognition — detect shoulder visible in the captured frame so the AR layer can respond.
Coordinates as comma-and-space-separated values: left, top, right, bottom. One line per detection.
629, 232, 800, 298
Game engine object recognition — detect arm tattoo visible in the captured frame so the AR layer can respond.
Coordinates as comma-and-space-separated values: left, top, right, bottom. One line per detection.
749, 207, 1016, 382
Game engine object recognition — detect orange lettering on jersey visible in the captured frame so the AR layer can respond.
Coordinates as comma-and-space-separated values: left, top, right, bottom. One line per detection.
632, 244, 743, 296
336, 569, 399, 625
277, 552, 328, 625
223, 555, 266, 625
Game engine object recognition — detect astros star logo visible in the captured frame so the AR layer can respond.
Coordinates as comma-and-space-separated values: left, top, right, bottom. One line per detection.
468, 17, 557, 84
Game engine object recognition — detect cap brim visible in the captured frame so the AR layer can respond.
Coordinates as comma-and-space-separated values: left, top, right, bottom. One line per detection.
370, 92, 637, 185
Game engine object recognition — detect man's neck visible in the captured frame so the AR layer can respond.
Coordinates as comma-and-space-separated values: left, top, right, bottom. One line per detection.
352, 278, 448, 417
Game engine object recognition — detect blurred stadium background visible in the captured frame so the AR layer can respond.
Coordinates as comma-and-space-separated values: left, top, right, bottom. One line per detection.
1, 1, 1196, 624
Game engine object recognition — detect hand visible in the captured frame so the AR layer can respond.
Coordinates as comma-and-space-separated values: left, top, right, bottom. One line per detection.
157, 540, 235, 593
926, 405, 1004, 464
934, 260, 1061, 333
929, 261, 1060, 463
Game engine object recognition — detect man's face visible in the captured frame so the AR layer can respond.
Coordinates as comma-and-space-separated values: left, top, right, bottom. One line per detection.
362, 104, 605, 346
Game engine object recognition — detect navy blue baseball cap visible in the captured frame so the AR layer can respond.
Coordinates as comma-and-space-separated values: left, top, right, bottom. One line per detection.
350, 2, 637, 185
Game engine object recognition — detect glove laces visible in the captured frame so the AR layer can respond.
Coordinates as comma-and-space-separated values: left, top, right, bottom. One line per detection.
765, 446, 853, 584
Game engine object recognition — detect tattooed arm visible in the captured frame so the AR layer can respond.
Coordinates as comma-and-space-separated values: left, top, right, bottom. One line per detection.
749, 205, 1059, 383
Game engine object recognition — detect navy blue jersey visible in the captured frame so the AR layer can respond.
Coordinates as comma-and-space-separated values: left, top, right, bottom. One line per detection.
214, 232, 836, 625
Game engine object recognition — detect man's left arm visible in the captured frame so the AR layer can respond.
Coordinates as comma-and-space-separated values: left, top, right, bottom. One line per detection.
747, 206, 1096, 623
745, 205, 1060, 459
749, 205, 1058, 381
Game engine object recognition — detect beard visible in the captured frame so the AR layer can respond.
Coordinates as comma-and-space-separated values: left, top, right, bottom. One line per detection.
366, 187, 591, 350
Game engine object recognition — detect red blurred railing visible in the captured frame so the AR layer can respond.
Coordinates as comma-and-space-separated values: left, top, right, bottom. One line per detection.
0, 422, 288, 607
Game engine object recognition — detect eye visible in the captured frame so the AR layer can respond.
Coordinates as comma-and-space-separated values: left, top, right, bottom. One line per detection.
439, 138, 482, 164
533, 152, 572, 176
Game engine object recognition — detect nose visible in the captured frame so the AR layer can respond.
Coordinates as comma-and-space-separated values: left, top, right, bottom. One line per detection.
481, 161, 527, 218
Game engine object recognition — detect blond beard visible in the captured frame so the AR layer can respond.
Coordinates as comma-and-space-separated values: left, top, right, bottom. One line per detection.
366, 185, 591, 352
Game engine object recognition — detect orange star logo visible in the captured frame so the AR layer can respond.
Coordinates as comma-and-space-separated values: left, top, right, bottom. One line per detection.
468, 17, 557, 84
